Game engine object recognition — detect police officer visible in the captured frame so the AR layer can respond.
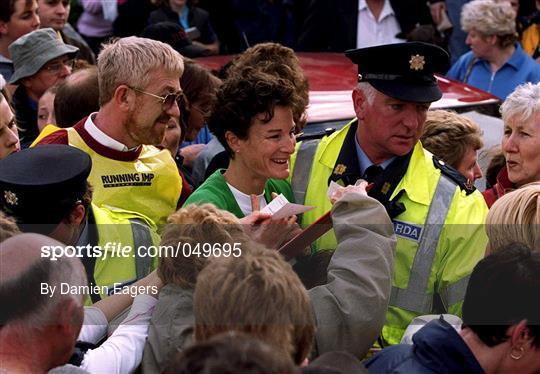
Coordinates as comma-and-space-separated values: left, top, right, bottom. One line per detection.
0, 145, 159, 302
290, 42, 488, 346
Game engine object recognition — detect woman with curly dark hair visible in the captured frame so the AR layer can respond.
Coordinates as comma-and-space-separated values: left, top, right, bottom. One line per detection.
183, 67, 301, 222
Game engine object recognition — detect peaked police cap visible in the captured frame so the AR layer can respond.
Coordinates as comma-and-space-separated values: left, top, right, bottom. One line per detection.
0, 145, 91, 230
345, 42, 450, 103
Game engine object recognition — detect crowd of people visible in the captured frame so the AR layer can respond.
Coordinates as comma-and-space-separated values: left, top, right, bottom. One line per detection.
0, 0, 540, 373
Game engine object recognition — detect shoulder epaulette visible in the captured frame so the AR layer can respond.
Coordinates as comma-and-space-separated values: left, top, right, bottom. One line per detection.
296, 127, 336, 142
432, 156, 476, 195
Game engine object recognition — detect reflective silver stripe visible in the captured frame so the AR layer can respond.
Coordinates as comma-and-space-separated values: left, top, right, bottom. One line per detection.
390, 175, 455, 314
291, 139, 319, 205
130, 219, 153, 280
438, 275, 470, 310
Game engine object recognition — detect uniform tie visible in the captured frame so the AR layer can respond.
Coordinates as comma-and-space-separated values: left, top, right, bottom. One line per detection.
364, 165, 383, 182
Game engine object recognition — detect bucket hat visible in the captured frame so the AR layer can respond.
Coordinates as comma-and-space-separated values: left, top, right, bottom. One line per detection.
8, 28, 79, 84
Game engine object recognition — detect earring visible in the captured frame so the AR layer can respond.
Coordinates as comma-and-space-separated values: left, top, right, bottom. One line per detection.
510, 346, 524, 360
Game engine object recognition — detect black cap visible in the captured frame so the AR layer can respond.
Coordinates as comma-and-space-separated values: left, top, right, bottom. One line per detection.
141, 22, 207, 58
345, 42, 450, 103
0, 145, 91, 233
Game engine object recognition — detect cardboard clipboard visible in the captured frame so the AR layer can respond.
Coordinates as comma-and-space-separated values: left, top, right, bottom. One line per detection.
278, 211, 333, 260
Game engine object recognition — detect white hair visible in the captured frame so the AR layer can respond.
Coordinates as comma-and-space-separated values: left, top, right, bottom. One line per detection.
501, 82, 540, 124
356, 82, 377, 105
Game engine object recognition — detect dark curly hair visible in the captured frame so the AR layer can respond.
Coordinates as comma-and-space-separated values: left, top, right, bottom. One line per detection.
208, 67, 301, 158
225, 43, 309, 131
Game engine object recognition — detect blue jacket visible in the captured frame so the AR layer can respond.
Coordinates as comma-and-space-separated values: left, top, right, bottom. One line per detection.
365, 318, 485, 374
446, 44, 540, 99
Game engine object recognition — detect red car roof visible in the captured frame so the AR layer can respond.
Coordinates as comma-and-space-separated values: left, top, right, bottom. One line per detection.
196, 52, 499, 123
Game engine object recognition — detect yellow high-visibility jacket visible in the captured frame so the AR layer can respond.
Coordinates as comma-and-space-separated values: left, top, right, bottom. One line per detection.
84, 204, 160, 303
289, 120, 488, 345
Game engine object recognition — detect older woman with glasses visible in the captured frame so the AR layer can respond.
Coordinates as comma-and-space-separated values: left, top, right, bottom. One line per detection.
8, 28, 78, 147
484, 82, 540, 207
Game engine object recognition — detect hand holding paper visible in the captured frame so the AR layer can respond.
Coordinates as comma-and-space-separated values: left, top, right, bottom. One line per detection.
260, 193, 314, 220
328, 180, 369, 204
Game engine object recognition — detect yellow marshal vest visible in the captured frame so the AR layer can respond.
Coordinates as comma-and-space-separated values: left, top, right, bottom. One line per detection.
35, 125, 182, 225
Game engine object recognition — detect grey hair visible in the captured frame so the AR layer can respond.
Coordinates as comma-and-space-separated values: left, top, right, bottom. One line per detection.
461, 0, 516, 36
356, 82, 377, 105
97, 36, 184, 106
500, 82, 540, 124
9, 256, 86, 330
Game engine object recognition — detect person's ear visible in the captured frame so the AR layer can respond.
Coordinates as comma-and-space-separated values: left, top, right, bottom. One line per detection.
225, 130, 241, 154
55, 298, 84, 342
0, 21, 8, 36
352, 88, 367, 121
65, 204, 86, 225
113, 85, 134, 112
507, 320, 531, 359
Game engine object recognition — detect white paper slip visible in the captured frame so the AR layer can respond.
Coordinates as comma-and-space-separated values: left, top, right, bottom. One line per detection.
260, 193, 314, 220
327, 181, 341, 200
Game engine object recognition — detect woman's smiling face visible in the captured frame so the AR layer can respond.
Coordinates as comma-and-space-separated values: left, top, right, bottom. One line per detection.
234, 105, 296, 181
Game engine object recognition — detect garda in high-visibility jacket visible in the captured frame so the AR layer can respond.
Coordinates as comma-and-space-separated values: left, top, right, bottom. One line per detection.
84, 204, 160, 303
289, 120, 488, 345
33, 124, 182, 225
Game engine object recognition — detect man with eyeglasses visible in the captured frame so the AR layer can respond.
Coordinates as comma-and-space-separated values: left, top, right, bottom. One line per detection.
35, 36, 185, 226
8, 27, 78, 148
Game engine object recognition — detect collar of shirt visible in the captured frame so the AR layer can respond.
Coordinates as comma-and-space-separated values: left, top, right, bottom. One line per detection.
179, 7, 190, 30
84, 113, 136, 152
358, 0, 395, 19
506, 43, 527, 70
354, 133, 395, 176
226, 182, 267, 216
476, 43, 527, 71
